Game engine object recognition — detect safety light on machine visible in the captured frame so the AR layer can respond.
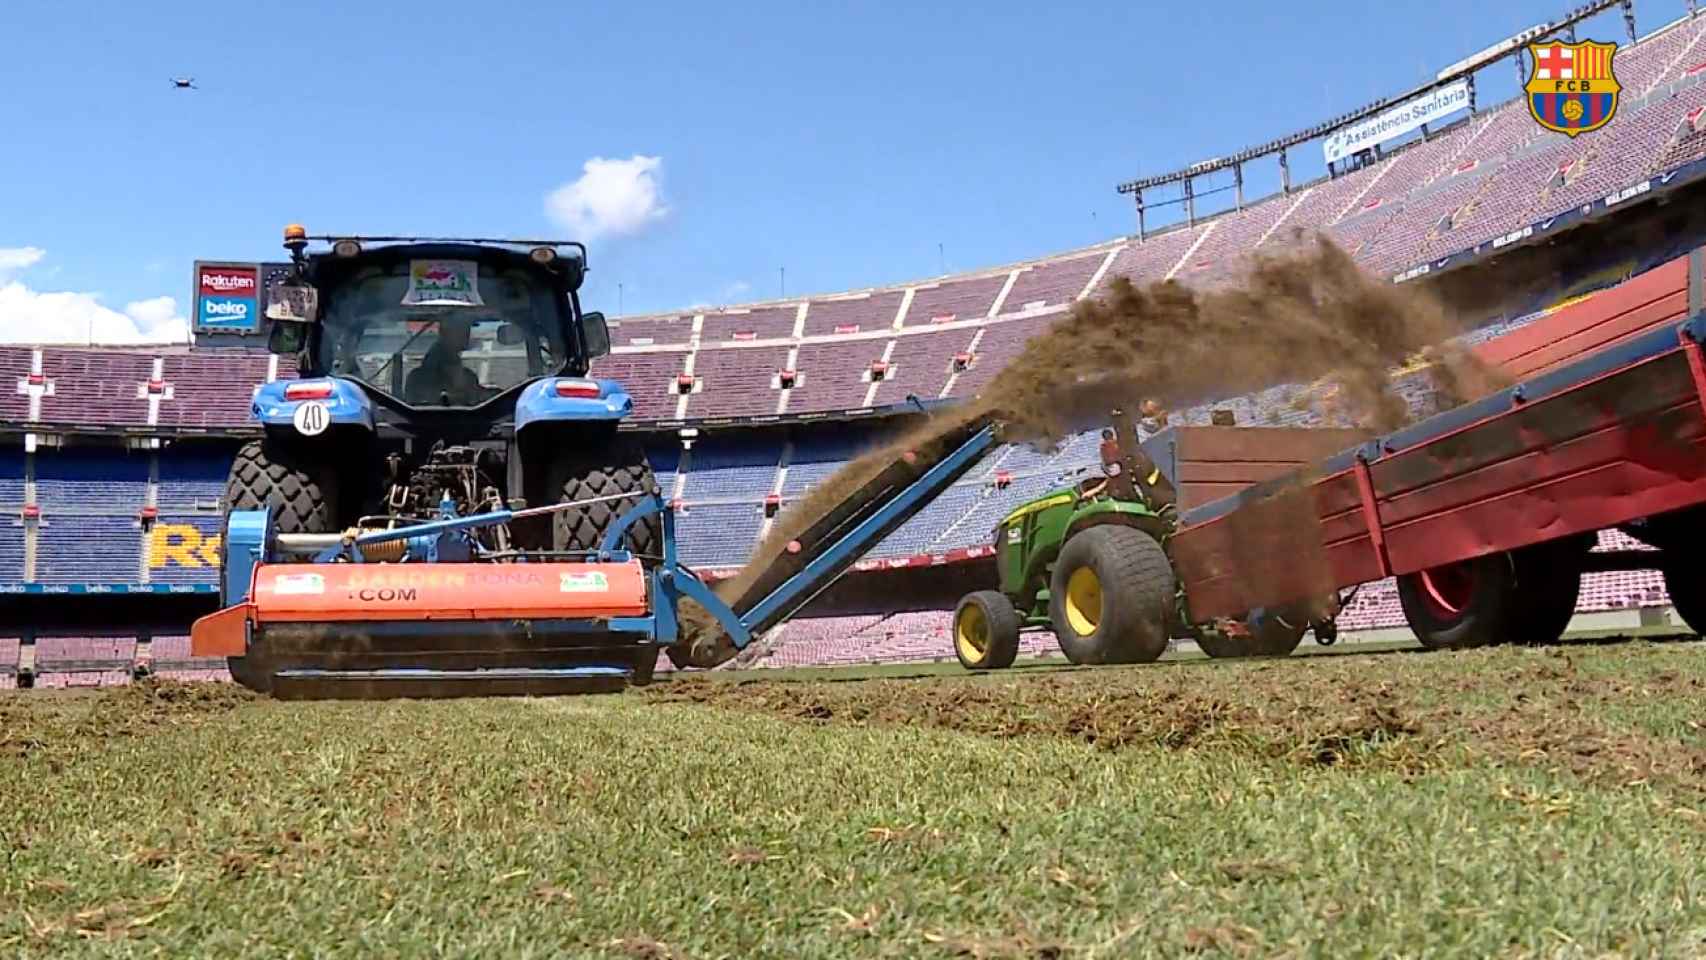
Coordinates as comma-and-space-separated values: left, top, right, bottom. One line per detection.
333, 238, 362, 258
283, 224, 307, 241
529, 245, 557, 265
554, 378, 602, 398
284, 380, 336, 401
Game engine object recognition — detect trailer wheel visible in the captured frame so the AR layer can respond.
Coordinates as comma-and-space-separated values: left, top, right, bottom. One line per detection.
550, 434, 663, 560
1396, 554, 1516, 650
1191, 625, 1243, 659
954, 591, 1021, 670
1049, 525, 1173, 665
1663, 563, 1704, 635
1192, 607, 1308, 658
1508, 539, 1587, 646
1248, 608, 1309, 656
221, 439, 339, 692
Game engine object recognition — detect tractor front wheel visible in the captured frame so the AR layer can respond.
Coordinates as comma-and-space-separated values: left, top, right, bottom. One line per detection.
221, 439, 340, 692
953, 590, 1021, 671
1049, 525, 1174, 665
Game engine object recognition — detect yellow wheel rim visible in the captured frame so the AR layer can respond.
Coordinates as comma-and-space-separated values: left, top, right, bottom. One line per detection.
956, 604, 990, 663
1064, 566, 1103, 636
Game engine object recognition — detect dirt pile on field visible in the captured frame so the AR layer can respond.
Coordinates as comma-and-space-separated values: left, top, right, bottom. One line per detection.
674, 235, 1506, 666
0, 679, 256, 760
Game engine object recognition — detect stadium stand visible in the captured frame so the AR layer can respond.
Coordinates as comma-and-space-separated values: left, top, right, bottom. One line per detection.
803, 290, 906, 336
0, 19, 1702, 441
6, 12, 1705, 681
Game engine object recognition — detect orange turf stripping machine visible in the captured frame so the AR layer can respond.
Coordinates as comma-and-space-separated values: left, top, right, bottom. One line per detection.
191, 421, 1001, 699
191, 492, 733, 699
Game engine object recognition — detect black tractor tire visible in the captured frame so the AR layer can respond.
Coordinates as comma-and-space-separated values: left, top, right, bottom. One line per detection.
953, 590, 1022, 671
224, 439, 337, 535
550, 435, 664, 561
1508, 539, 1587, 646
221, 439, 340, 693
1049, 525, 1174, 665
1397, 553, 1519, 650
1663, 562, 1704, 636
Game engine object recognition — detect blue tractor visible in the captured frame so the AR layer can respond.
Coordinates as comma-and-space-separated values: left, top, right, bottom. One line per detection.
218, 225, 670, 694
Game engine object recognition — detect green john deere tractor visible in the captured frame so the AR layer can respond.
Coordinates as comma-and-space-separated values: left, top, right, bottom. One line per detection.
951, 411, 1318, 670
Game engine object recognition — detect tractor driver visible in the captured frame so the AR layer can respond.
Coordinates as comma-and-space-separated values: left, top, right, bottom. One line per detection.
404, 315, 495, 406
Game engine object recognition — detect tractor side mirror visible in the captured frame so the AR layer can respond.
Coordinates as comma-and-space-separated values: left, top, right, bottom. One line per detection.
582, 311, 610, 360
495, 322, 526, 346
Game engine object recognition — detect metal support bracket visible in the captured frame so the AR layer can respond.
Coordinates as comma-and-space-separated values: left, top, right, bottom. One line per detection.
1352, 444, 1392, 579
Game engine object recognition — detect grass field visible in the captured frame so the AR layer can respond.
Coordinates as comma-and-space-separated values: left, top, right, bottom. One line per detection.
4, 637, 1706, 957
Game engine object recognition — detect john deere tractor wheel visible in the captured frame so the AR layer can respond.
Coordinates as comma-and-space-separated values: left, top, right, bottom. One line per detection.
953, 590, 1021, 671
551, 434, 664, 559
221, 439, 340, 692
1049, 525, 1173, 665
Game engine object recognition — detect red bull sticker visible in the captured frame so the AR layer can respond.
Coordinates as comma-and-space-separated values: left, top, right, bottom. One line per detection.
559, 571, 609, 593
273, 573, 326, 596
403, 259, 484, 307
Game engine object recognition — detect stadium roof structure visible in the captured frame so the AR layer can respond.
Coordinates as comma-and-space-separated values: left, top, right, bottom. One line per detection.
1115, 0, 1638, 237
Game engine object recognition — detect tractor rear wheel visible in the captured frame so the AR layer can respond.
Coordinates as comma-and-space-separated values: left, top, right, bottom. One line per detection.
953, 590, 1021, 671
1049, 525, 1173, 665
550, 434, 664, 560
221, 439, 339, 692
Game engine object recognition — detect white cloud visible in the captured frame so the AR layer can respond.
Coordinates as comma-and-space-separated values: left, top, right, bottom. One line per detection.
0, 246, 45, 274
544, 155, 669, 240
0, 283, 190, 345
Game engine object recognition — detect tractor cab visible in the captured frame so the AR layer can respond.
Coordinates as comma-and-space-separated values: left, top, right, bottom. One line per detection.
265, 226, 610, 417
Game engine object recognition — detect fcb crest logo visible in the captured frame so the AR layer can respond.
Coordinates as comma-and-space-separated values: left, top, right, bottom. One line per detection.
1526, 40, 1621, 136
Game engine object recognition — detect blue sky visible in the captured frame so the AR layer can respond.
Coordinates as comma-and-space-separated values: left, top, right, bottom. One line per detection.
0, 0, 1691, 342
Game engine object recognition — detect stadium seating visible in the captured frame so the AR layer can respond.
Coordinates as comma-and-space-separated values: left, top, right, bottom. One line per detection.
7, 15, 1706, 680
677, 437, 780, 501
1, 20, 1702, 441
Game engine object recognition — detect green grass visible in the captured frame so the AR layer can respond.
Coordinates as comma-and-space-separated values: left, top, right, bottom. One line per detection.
4, 639, 1706, 957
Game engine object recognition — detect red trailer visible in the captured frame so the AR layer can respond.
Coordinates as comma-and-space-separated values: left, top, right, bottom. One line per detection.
1168, 250, 1706, 647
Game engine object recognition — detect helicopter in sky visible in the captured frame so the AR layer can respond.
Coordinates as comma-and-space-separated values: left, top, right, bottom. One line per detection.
169, 77, 196, 90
